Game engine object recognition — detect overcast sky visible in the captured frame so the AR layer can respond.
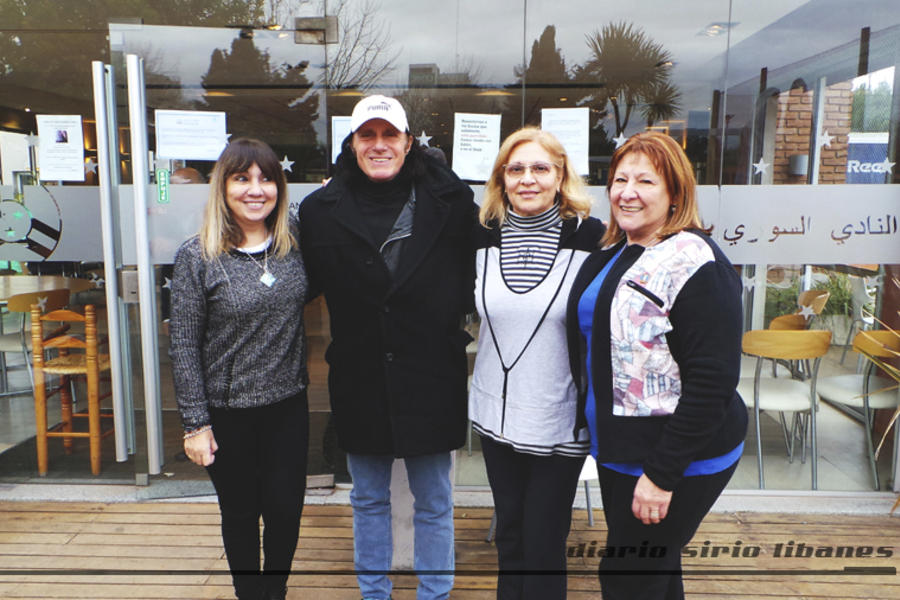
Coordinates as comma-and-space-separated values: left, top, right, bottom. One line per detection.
116, 0, 899, 135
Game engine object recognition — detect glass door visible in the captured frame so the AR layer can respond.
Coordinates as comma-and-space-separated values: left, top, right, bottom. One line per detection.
107, 21, 331, 496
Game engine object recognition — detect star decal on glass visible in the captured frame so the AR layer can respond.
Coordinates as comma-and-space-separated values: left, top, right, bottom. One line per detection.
84, 158, 98, 174
280, 156, 294, 172
613, 133, 628, 149
417, 131, 432, 147
798, 303, 816, 319
752, 158, 769, 175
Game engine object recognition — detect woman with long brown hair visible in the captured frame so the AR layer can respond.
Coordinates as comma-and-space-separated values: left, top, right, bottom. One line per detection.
170, 138, 309, 600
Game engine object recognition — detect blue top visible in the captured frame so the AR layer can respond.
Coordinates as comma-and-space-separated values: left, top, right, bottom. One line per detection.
576, 245, 742, 479
577, 245, 624, 459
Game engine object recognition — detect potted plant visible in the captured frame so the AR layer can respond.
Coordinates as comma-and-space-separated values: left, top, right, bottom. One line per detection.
813, 272, 855, 342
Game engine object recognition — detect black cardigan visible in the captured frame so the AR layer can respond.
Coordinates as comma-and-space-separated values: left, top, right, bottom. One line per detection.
565, 230, 748, 490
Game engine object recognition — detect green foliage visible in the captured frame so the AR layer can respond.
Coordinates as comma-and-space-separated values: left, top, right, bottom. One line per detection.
763, 280, 800, 327
0, 0, 265, 113
762, 271, 854, 326
851, 82, 892, 132
814, 273, 853, 317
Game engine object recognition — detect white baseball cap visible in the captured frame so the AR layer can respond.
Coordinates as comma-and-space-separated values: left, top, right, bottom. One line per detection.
350, 95, 409, 134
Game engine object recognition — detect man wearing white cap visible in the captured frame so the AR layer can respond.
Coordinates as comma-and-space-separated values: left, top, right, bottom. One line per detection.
299, 95, 476, 600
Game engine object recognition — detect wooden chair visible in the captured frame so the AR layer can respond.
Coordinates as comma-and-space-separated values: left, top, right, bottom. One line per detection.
817, 330, 900, 490
0, 289, 70, 396
797, 289, 830, 324
737, 329, 832, 490
768, 313, 808, 331
31, 303, 112, 476
766, 291, 829, 379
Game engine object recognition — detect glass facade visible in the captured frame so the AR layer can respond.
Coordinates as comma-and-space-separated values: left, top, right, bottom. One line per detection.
0, 0, 898, 494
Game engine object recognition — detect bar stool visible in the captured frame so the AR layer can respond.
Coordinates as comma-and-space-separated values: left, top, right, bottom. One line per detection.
31, 303, 113, 476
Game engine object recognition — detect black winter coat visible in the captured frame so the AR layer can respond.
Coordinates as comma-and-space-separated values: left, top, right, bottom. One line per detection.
298, 156, 476, 457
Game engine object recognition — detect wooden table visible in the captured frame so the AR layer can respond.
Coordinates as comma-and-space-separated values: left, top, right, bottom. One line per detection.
0, 275, 94, 301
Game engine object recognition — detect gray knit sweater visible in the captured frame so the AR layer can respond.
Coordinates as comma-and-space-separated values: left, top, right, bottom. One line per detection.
169, 235, 309, 431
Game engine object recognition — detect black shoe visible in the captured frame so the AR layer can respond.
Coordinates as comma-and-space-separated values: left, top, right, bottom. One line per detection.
262, 587, 287, 600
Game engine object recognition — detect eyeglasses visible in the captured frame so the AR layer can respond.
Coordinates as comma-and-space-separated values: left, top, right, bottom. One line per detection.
502, 161, 558, 178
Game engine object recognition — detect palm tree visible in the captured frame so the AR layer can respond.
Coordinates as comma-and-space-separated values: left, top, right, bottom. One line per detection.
642, 79, 682, 128
577, 22, 677, 135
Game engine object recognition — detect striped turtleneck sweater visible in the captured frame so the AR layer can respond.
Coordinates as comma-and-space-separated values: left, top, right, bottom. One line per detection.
500, 204, 563, 293
470, 209, 606, 456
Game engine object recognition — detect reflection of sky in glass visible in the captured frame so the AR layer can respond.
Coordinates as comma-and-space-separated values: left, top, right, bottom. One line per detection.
105, 0, 900, 142
111, 24, 329, 143
110, 1, 810, 96
112, 25, 326, 101
853, 67, 895, 91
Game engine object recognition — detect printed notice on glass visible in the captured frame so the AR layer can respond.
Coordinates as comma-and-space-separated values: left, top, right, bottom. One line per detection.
36, 115, 85, 181
452, 113, 501, 181
155, 110, 228, 160
541, 108, 589, 176
331, 116, 352, 165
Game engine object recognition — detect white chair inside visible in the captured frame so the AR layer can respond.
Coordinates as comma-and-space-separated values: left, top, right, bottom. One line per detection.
817, 366, 899, 490
737, 375, 815, 466
840, 276, 878, 366
739, 329, 831, 490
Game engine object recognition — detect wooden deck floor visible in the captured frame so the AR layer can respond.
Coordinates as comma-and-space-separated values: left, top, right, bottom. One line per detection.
0, 501, 897, 599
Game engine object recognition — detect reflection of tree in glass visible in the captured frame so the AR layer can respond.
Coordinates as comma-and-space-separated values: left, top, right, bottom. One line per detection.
326, 0, 400, 89
574, 22, 679, 135
201, 37, 319, 140
266, 0, 399, 90
641, 79, 682, 128
515, 25, 571, 125
200, 36, 323, 178
0, 0, 263, 115
852, 82, 892, 132
128, 43, 193, 110
516, 25, 568, 87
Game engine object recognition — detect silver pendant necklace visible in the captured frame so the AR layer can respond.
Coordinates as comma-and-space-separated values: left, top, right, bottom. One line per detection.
246, 246, 276, 287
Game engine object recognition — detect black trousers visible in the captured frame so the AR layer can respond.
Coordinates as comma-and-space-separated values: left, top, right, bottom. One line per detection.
596, 462, 738, 600
207, 391, 309, 599
481, 435, 586, 600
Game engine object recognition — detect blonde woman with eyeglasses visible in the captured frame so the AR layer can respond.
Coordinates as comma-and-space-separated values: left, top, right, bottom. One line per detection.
470, 127, 605, 599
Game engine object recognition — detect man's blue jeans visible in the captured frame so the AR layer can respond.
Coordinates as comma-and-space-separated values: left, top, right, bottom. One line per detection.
347, 452, 454, 600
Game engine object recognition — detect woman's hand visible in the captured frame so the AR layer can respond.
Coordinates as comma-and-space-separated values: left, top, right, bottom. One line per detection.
184, 428, 218, 467
632, 473, 673, 525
